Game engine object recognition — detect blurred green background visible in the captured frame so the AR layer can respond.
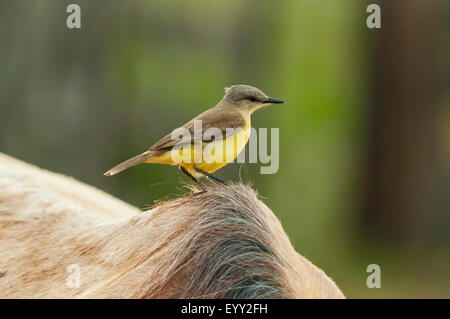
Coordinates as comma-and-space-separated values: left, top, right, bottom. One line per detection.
0, 0, 449, 298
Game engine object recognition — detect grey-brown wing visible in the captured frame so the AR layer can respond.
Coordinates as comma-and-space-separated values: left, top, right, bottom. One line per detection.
148, 106, 245, 154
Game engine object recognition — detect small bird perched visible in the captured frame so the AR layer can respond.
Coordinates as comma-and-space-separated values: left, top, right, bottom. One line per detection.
104, 85, 283, 185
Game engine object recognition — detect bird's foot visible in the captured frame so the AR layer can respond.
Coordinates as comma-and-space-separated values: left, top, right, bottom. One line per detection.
193, 189, 207, 195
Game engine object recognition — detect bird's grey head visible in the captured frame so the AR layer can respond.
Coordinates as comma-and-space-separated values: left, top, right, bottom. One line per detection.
221, 85, 284, 112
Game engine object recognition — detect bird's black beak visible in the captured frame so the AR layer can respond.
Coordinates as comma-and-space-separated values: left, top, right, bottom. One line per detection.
263, 97, 284, 104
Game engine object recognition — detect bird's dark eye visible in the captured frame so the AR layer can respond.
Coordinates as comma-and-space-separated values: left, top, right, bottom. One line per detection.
248, 96, 258, 102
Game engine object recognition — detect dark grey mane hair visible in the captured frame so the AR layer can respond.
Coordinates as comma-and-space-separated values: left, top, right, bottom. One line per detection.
140, 182, 293, 298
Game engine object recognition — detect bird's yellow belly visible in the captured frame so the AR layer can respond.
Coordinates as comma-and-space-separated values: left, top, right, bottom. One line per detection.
148, 126, 250, 178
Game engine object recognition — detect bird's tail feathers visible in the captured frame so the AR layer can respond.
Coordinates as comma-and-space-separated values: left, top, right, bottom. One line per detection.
104, 151, 151, 176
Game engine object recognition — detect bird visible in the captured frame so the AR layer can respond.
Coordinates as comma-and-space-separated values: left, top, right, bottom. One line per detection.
104, 85, 284, 185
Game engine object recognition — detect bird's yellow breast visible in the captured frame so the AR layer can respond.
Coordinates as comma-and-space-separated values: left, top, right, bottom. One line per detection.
193, 124, 251, 173
147, 123, 251, 178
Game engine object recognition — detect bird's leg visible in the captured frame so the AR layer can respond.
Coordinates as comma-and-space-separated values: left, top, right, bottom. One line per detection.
194, 166, 228, 185
179, 166, 206, 194
179, 165, 199, 183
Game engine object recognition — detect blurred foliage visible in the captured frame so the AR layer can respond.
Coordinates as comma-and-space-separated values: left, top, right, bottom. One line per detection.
0, 0, 448, 297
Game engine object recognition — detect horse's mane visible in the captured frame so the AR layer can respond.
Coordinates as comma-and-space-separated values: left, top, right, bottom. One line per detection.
0, 153, 344, 298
